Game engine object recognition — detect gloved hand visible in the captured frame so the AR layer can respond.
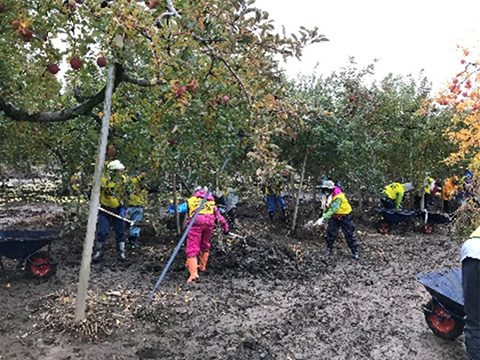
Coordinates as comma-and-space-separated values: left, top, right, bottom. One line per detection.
119, 207, 126, 218
315, 218, 325, 227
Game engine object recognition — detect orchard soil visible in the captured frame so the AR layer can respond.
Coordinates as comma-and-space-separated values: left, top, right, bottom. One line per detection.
0, 198, 468, 360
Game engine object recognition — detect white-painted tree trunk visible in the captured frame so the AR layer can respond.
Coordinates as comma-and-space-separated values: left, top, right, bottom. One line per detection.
75, 65, 116, 320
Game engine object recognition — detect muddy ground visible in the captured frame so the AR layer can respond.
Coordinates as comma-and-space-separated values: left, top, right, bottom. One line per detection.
0, 197, 468, 360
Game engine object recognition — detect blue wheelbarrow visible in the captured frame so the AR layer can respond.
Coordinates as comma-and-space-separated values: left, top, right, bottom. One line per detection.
0, 230, 60, 281
376, 209, 451, 234
375, 208, 422, 234
416, 269, 464, 339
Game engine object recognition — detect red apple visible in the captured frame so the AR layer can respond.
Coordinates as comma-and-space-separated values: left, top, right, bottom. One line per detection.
175, 86, 187, 98
186, 80, 198, 94
96, 56, 107, 67
453, 78, 459, 84
148, 1, 160, 8
168, 139, 177, 145
349, 94, 356, 102
461, 59, 466, 64
19, 28, 33, 42
70, 58, 82, 69
106, 146, 116, 158
47, 63, 60, 74
11, 20, 20, 30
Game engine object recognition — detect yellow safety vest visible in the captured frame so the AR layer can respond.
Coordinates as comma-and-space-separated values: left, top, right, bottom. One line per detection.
470, 226, 480, 238
332, 192, 352, 215
188, 196, 215, 217
128, 175, 148, 207
424, 177, 435, 194
384, 183, 405, 200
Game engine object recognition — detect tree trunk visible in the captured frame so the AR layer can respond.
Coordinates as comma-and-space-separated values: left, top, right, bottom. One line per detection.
312, 173, 318, 219
75, 65, 115, 321
173, 173, 181, 235
291, 149, 308, 231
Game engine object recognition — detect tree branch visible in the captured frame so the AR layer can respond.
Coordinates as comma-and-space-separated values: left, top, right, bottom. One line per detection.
0, 64, 125, 123
192, 34, 251, 107
154, 0, 181, 26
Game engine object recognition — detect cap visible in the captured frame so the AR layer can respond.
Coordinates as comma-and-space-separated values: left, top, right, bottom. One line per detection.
321, 180, 335, 190
107, 160, 125, 171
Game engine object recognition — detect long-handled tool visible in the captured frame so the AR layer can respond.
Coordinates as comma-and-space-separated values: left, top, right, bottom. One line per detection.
99, 206, 135, 226
227, 231, 245, 239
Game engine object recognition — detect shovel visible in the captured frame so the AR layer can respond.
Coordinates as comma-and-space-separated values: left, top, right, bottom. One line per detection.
99, 206, 136, 226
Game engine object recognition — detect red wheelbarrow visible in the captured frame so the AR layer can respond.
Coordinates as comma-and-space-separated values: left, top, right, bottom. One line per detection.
416, 268, 464, 340
0, 230, 60, 282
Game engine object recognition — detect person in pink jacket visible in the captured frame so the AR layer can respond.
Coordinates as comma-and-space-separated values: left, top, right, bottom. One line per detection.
185, 187, 229, 283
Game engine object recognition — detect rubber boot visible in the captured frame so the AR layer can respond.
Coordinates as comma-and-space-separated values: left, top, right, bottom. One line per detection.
198, 251, 209, 272
351, 247, 359, 260
269, 212, 274, 221
92, 242, 105, 263
128, 236, 141, 249
185, 257, 199, 283
281, 209, 287, 222
117, 242, 126, 261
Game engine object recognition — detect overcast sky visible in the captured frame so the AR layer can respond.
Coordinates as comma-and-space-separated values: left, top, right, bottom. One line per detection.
254, 0, 480, 94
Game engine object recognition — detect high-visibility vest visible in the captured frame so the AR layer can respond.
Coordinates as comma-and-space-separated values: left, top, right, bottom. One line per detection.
188, 196, 215, 217
332, 192, 352, 215
384, 182, 404, 200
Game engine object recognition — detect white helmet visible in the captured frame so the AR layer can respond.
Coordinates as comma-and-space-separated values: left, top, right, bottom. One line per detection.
403, 182, 414, 192
321, 180, 335, 190
107, 160, 125, 171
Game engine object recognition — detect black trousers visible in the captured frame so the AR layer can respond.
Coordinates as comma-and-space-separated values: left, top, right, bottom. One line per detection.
325, 214, 358, 250
380, 197, 395, 209
463, 257, 480, 360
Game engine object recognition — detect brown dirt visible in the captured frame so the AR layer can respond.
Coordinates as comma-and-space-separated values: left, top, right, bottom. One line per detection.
0, 199, 468, 360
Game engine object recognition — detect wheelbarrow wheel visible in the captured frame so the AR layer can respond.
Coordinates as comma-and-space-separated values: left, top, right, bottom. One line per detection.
424, 299, 464, 340
377, 221, 391, 234
424, 223, 433, 234
27, 251, 57, 279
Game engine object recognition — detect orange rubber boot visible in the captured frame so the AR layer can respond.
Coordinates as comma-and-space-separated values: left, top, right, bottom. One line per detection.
185, 257, 199, 283
198, 251, 210, 272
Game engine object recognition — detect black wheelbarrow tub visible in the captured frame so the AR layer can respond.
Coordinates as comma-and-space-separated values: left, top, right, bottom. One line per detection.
376, 208, 421, 224
416, 268, 464, 318
0, 230, 60, 261
421, 211, 452, 225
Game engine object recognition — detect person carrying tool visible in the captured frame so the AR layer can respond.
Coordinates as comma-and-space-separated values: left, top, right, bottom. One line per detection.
264, 176, 286, 221
381, 182, 414, 210
461, 226, 480, 360
185, 186, 229, 283
314, 180, 359, 259
126, 171, 147, 249
92, 160, 128, 262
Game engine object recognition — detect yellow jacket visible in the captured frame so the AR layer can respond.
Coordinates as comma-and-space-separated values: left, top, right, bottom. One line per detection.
100, 173, 127, 208
127, 175, 148, 207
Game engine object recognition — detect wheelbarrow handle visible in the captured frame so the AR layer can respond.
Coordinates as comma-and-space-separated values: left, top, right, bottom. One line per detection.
99, 207, 135, 226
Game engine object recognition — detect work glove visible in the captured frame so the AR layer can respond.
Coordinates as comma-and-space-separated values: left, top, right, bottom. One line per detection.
315, 218, 325, 227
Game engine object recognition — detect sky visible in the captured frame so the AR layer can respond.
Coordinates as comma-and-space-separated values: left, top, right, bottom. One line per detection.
254, 0, 480, 94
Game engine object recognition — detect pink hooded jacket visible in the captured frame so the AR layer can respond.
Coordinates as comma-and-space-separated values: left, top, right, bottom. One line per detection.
189, 190, 229, 232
